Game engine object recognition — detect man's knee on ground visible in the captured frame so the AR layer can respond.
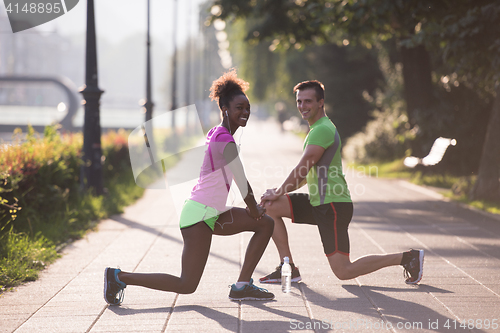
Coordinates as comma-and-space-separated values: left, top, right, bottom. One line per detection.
332, 269, 352, 281
329, 258, 354, 281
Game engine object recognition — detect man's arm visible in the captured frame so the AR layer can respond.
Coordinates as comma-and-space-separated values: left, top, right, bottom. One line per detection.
262, 144, 325, 202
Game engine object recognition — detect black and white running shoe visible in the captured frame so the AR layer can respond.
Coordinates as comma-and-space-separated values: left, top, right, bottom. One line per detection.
104, 267, 127, 305
259, 263, 301, 284
229, 279, 275, 301
403, 249, 424, 285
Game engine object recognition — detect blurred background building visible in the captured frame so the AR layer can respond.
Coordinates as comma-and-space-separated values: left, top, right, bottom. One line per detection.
0, 0, 227, 133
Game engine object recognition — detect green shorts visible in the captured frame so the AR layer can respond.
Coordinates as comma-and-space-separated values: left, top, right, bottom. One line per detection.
179, 199, 220, 232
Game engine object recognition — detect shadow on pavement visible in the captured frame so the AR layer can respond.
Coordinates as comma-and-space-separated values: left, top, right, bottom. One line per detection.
343, 284, 488, 333
108, 305, 172, 316
354, 200, 500, 240
364, 284, 453, 294
105, 283, 489, 333
237, 302, 324, 333
289, 283, 469, 331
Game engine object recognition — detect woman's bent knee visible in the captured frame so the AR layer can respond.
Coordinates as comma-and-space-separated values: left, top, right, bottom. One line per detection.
176, 277, 201, 294
250, 214, 274, 233
178, 282, 198, 294
259, 215, 274, 235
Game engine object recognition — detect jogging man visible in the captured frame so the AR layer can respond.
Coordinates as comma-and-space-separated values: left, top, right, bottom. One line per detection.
259, 80, 424, 285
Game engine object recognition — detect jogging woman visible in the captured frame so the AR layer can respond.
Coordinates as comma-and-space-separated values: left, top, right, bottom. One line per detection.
104, 69, 275, 305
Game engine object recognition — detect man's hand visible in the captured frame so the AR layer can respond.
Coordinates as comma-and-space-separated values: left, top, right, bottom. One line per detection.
260, 145, 323, 206
260, 188, 282, 206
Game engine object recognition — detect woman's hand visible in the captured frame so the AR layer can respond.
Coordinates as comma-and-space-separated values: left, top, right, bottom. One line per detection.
246, 204, 266, 220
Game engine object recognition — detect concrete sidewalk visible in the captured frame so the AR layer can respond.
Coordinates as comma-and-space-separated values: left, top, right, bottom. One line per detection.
2, 120, 500, 333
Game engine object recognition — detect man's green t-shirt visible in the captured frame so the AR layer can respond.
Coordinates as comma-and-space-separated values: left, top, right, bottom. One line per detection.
303, 116, 352, 206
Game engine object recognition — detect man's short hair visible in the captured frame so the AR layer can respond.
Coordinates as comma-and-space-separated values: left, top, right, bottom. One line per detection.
293, 80, 325, 101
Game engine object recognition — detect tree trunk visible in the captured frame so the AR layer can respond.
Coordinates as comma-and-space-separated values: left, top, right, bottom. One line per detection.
470, 87, 500, 202
400, 44, 435, 156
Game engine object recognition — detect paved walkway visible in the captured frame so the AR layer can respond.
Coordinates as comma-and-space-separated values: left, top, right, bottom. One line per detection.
2, 120, 500, 333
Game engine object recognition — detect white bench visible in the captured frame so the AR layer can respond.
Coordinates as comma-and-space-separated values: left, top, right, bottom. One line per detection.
404, 137, 457, 168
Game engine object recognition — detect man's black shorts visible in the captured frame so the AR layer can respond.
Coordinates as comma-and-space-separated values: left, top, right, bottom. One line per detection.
286, 193, 353, 256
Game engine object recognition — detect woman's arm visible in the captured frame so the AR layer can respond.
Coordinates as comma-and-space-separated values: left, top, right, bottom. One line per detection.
223, 142, 264, 219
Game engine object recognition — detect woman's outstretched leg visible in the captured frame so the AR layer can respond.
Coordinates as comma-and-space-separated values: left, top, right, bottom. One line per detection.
115, 222, 212, 294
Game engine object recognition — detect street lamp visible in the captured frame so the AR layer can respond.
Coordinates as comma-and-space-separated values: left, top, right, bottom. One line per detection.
170, 0, 178, 150
184, 0, 192, 135
143, 0, 154, 123
80, 0, 104, 195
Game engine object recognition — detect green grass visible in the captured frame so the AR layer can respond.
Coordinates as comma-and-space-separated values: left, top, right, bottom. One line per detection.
348, 159, 500, 216
444, 193, 500, 215
0, 232, 58, 292
347, 159, 413, 180
0, 171, 145, 292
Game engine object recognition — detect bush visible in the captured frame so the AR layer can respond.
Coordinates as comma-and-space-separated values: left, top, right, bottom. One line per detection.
0, 125, 144, 290
343, 102, 413, 164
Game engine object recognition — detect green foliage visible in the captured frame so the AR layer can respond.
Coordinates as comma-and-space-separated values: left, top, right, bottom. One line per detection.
343, 103, 411, 164
347, 159, 412, 179
215, 0, 500, 106
0, 126, 144, 289
215, 0, 500, 186
1, 125, 83, 241
227, 19, 286, 107
445, 175, 500, 214
216, 0, 329, 45
344, 63, 491, 174
411, 172, 461, 190
227, 16, 382, 139
216, 0, 443, 47
452, 195, 500, 215
419, 1, 500, 93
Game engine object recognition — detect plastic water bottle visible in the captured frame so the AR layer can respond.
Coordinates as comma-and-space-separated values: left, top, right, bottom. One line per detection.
281, 257, 292, 293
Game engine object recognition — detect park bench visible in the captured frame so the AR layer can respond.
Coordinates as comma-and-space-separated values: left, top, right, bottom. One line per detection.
404, 137, 457, 168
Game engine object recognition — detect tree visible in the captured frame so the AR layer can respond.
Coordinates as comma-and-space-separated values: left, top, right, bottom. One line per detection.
213, 0, 445, 155
227, 18, 382, 139
473, 88, 500, 202
214, 0, 500, 202
430, 2, 500, 202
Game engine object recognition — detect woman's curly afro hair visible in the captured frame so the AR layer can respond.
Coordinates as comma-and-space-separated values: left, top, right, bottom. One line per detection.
209, 68, 249, 110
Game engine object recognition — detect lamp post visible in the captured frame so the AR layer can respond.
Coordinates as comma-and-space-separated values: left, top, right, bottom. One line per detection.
184, 0, 192, 134
80, 0, 104, 195
170, 0, 178, 150
144, 0, 154, 123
